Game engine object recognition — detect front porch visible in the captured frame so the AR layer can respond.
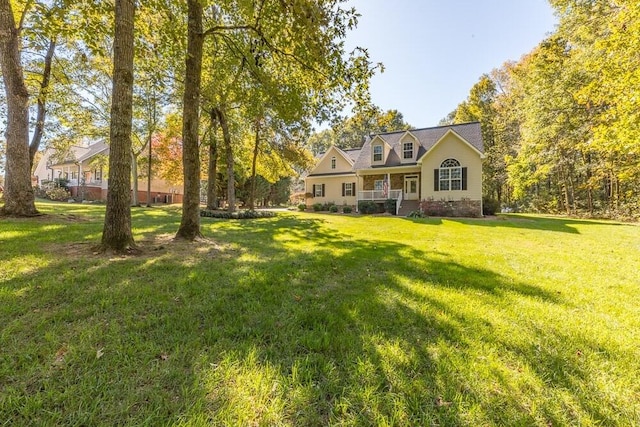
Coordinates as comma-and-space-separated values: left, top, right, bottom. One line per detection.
357, 172, 421, 215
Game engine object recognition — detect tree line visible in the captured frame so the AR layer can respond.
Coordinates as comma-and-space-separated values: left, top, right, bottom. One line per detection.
0, 0, 378, 252
444, 0, 639, 218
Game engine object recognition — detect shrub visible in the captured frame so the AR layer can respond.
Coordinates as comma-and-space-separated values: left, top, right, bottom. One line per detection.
342, 206, 352, 214
384, 198, 397, 214
312, 203, 323, 211
358, 200, 377, 214
407, 210, 426, 218
482, 197, 500, 216
45, 187, 71, 201
329, 205, 338, 213
322, 202, 336, 211
298, 203, 307, 211
200, 209, 276, 219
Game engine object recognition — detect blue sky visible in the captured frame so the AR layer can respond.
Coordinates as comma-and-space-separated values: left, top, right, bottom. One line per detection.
344, 0, 558, 127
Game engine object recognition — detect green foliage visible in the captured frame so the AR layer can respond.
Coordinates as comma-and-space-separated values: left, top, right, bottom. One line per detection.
200, 209, 276, 220
482, 197, 500, 216
358, 200, 378, 214
342, 206, 352, 214
45, 187, 71, 201
312, 203, 323, 212
407, 210, 426, 218
297, 203, 307, 211
329, 205, 338, 213
384, 199, 397, 214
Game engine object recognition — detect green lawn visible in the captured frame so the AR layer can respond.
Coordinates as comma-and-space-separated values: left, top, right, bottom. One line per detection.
1, 202, 639, 426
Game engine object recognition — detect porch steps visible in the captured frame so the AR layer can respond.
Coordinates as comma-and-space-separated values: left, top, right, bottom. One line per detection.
397, 200, 420, 217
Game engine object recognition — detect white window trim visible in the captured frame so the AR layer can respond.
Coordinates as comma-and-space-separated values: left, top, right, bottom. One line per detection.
439, 159, 462, 191
373, 145, 383, 162
402, 142, 413, 160
315, 185, 324, 197
374, 180, 383, 191
345, 182, 354, 196
331, 156, 336, 169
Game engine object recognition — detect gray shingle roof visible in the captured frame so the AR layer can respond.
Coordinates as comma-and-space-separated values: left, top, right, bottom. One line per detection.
352, 122, 483, 170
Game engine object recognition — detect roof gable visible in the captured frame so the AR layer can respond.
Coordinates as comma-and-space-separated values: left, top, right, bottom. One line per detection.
417, 128, 485, 163
308, 145, 360, 176
353, 122, 483, 170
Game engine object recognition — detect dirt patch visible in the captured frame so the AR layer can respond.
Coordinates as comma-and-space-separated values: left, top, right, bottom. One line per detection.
46, 233, 234, 261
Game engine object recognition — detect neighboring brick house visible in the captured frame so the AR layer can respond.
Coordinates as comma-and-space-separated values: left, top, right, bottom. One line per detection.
33, 141, 183, 203
304, 122, 484, 216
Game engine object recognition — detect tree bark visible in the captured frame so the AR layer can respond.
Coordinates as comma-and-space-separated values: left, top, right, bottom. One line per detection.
146, 128, 153, 207
215, 107, 235, 212
131, 150, 139, 206
0, 1, 38, 216
206, 109, 218, 210
175, 0, 204, 240
249, 119, 260, 210
29, 39, 56, 170
101, 0, 136, 252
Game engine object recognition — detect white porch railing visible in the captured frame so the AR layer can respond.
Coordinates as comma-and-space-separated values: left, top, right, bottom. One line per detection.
357, 189, 402, 201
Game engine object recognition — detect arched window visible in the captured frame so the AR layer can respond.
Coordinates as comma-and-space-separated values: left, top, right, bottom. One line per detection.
438, 158, 463, 191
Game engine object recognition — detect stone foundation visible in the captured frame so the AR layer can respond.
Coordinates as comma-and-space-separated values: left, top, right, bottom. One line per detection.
420, 198, 482, 217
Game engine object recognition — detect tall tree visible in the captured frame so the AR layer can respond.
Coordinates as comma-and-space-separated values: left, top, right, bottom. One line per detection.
100, 0, 136, 252
175, 0, 204, 240
0, 0, 38, 216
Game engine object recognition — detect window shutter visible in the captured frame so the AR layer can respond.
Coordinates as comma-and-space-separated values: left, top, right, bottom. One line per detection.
312, 184, 316, 198
321, 184, 325, 197
353, 182, 356, 196
342, 183, 345, 197
462, 167, 468, 191
434, 169, 439, 191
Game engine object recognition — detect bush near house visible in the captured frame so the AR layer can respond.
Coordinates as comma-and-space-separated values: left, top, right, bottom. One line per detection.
297, 204, 307, 211
342, 206, 352, 214
358, 200, 378, 214
313, 203, 323, 212
329, 205, 338, 213
482, 197, 500, 216
45, 187, 72, 202
384, 199, 397, 214
200, 209, 276, 219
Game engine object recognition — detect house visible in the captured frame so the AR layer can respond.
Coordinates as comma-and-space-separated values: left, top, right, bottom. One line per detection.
33, 141, 183, 203
304, 122, 484, 216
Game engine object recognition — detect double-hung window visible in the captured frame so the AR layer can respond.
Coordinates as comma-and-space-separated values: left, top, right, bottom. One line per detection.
402, 142, 413, 160
373, 145, 383, 162
331, 156, 336, 169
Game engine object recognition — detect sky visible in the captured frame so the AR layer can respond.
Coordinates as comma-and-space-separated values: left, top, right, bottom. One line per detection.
343, 0, 558, 127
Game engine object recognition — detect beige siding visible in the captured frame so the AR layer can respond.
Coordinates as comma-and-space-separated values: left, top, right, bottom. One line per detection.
311, 147, 353, 175
305, 175, 357, 206
420, 132, 483, 201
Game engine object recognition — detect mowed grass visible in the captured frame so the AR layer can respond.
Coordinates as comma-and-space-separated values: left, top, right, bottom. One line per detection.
1, 201, 639, 426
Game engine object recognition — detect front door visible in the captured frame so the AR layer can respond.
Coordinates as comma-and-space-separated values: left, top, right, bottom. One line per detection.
404, 175, 419, 200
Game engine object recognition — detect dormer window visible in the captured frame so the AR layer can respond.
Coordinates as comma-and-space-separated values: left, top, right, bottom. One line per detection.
373, 145, 383, 162
403, 142, 413, 159
331, 156, 336, 169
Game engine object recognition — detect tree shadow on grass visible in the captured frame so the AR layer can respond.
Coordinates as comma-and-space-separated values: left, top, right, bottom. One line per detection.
0, 215, 635, 425
402, 214, 630, 234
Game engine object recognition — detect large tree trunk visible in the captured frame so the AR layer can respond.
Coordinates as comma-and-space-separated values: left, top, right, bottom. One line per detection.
131, 150, 139, 206
101, 0, 136, 252
215, 107, 235, 212
0, 1, 38, 216
206, 109, 218, 210
29, 39, 56, 170
249, 119, 260, 210
146, 131, 152, 207
175, 0, 204, 240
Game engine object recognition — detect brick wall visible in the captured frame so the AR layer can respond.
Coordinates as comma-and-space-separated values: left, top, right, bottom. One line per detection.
420, 198, 482, 217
